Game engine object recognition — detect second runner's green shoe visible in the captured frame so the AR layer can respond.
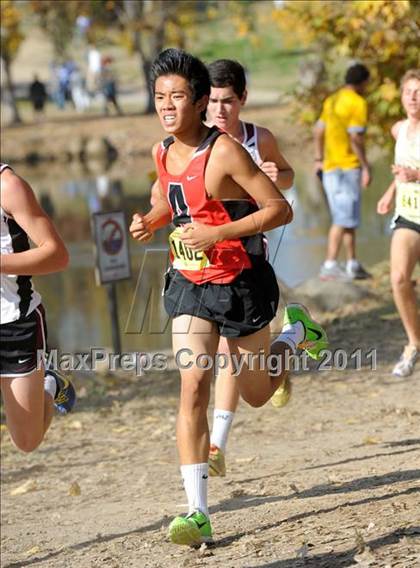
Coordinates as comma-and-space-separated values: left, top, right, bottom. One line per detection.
208, 444, 226, 477
271, 374, 292, 408
284, 303, 328, 360
168, 510, 213, 547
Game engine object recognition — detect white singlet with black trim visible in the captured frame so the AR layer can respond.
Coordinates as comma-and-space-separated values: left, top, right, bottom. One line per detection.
394, 119, 420, 225
1, 163, 42, 323
241, 121, 263, 165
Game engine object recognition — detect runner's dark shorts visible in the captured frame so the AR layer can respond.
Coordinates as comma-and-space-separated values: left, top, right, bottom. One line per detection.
163, 262, 279, 338
0, 304, 48, 377
391, 215, 420, 234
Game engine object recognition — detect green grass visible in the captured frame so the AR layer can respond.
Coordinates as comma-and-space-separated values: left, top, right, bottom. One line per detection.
190, 9, 304, 93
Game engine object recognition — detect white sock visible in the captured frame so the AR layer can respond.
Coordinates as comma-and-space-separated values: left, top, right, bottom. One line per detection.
324, 259, 337, 269
273, 321, 305, 353
180, 463, 209, 516
44, 373, 57, 400
346, 258, 359, 270
210, 409, 234, 452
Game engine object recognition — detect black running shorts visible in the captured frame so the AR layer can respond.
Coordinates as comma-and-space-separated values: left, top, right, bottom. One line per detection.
392, 215, 420, 234
163, 262, 279, 338
0, 305, 47, 377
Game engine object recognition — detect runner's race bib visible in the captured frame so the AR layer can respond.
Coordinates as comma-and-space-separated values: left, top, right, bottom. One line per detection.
169, 227, 210, 271
396, 184, 420, 224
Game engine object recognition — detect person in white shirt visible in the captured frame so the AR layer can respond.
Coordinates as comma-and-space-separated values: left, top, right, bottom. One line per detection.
377, 69, 420, 377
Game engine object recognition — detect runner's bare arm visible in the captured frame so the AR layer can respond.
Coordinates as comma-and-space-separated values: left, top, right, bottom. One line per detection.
130, 145, 172, 242
392, 165, 420, 183
0, 169, 69, 275
314, 121, 325, 172
181, 137, 292, 251
349, 131, 371, 188
144, 178, 172, 230
258, 127, 294, 190
377, 181, 396, 215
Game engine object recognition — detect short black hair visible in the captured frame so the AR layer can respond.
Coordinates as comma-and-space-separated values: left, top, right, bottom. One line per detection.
150, 48, 210, 120
345, 64, 370, 86
207, 59, 246, 98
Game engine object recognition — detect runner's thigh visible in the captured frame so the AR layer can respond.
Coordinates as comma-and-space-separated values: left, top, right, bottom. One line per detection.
1, 369, 46, 441
172, 315, 220, 381
391, 228, 420, 279
226, 325, 272, 392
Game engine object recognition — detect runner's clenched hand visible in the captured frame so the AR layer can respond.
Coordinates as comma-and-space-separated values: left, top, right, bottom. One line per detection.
392, 164, 419, 183
259, 161, 279, 183
130, 213, 153, 243
179, 223, 221, 251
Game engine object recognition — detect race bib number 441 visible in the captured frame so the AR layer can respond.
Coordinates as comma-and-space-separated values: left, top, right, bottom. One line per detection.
169, 227, 210, 271
396, 184, 420, 224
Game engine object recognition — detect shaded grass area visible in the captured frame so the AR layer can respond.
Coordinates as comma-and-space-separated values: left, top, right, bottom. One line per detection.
194, 13, 305, 92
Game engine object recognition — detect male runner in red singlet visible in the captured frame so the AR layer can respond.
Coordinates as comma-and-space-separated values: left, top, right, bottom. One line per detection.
130, 48, 327, 547
1, 164, 76, 453
206, 59, 295, 478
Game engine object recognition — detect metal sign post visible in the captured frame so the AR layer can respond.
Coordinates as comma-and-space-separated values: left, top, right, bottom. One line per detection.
106, 282, 121, 356
92, 211, 131, 357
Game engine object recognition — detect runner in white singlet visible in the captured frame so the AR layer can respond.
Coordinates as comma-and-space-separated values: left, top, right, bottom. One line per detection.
1, 164, 75, 453
205, 59, 295, 477
377, 69, 420, 377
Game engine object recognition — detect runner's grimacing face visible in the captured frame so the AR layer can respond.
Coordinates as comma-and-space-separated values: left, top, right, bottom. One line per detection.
402, 79, 420, 119
208, 86, 246, 132
154, 75, 207, 134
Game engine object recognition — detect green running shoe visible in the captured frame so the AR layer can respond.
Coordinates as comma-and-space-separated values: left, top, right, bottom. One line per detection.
284, 303, 328, 361
271, 374, 292, 408
208, 444, 226, 477
168, 510, 213, 547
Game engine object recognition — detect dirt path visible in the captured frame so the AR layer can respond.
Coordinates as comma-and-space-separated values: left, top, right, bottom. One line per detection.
1, 266, 419, 568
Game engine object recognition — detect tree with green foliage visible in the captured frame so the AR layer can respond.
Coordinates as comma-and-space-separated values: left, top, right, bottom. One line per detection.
1, 0, 24, 124
30, 0, 203, 114
30, 0, 84, 59
109, 0, 201, 113
274, 0, 419, 144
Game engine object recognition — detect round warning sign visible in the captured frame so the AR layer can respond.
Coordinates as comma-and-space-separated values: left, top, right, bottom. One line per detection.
102, 219, 123, 255
92, 211, 131, 284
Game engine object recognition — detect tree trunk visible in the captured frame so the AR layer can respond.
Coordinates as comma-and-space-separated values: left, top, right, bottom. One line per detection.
141, 57, 155, 114
2, 56, 22, 125
122, 0, 168, 114
137, 0, 167, 115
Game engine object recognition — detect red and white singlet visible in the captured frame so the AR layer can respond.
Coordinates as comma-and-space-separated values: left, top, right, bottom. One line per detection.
156, 127, 266, 285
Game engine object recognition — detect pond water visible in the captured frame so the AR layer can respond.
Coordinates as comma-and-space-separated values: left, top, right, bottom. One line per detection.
21, 153, 393, 354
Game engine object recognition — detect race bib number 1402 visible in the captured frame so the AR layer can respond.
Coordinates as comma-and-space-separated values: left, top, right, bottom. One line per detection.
169, 227, 210, 271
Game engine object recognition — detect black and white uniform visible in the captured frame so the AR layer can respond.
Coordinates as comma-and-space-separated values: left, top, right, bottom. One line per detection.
0, 163, 47, 377
240, 121, 263, 165
240, 122, 270, 259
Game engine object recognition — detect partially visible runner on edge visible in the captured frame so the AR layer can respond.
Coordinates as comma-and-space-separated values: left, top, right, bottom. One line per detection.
315, 63, 372, 281
130, 48, 328, 548
205, 58, 295, 479
0, 164, 76, 453
377, 69, 420, 377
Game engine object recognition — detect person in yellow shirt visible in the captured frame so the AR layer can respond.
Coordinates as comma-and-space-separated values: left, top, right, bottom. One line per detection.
377, 69, 420, 377
315, 64, 371, 280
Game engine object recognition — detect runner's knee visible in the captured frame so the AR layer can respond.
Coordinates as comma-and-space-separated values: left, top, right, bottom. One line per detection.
11, 430, 44, 453
391, 269, 411, 289
180, 372, 211, 410
240, 391, 266, 408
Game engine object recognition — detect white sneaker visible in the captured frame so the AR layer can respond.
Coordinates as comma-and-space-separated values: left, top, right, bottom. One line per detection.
346, 261, 372, 280
392, 345, 418, 377
320, 263, 351, 282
